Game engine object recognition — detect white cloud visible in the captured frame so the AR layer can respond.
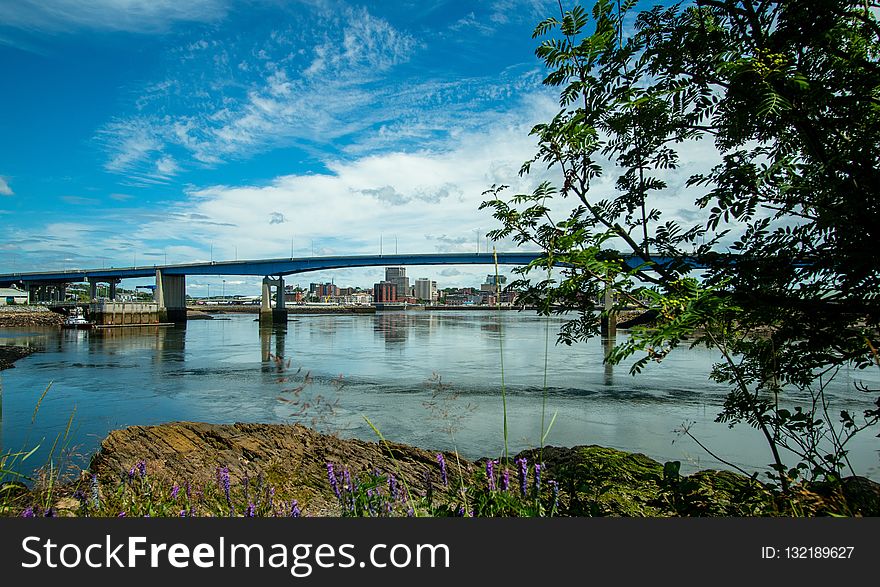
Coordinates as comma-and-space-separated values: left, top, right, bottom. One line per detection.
0, 0, 229, 34
0, 177, 12, 196
97, 4, 434, 177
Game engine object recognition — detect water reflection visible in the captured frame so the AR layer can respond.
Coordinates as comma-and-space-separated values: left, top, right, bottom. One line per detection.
603, 336, 615, 386
1, 311, 878, 480
374, 311, 409, 346
260, 324, 287, 363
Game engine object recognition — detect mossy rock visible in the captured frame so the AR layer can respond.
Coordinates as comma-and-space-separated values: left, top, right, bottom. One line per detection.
518, 445, 668, 516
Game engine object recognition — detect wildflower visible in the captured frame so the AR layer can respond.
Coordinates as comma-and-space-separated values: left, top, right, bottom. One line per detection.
170, 483, 180, 500
516, 457, 528, 497
136, 459, 147, 478
117, 511, 126, 517
326, 463, 341, 499
21, 506, 35, 518
534, 463, 543, 494
128, 465, 136, 481
289, 500, 301, 517
436, 453, 448, 486
218, 466, 231, 505
44, 508, 56, 518
245, 503, 256, 518
388, 474, 398, 501
179, 510, 187, 517
549, 480, 559, 512
90, 474, 99, 507
501, 468, 510, 492
268, 487, 275, 512
486, 459, 497, 491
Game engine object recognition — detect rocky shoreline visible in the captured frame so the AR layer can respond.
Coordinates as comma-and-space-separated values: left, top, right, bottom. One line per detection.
0, 345, 38, 371
0, 306, 65, 328
21, 421, 865, 517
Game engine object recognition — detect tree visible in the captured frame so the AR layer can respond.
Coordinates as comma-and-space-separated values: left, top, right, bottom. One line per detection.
481, 0, 880, 493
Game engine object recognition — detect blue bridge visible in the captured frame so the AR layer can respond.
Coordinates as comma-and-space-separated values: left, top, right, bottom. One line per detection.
0, 252, 692, 325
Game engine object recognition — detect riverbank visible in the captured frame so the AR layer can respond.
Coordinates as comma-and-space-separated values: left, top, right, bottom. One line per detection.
0, 305, 64, 328
6, 421, 879, 517
0, 345, 38, 371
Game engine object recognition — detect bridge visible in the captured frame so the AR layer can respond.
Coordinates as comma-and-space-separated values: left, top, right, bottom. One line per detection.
0, 252, 691, 326
0, 252, 547, 324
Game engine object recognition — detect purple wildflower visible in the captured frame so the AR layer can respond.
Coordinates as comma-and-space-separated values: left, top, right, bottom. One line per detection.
245, 503, 256, 518
549, 480, 559, 512
289, 500, 301, 517
44, 508, 56, 518
179, 510, 187, 517
388, 474, 398, 501
534, 463, 543, 494
170, 483, 180, 500
90, 474, 99, 507
486, 459, 497, 491
128, 465, 136, 481
516, 457, 528, 497
436, 453, 448, 486
136, 459, 147, 478
326, 463, 341, 499
501, 468, 510, 492
21, 506, 35, 518
117, 511, 126, 517
268, 487, 275, 512
218, 466, 231, 505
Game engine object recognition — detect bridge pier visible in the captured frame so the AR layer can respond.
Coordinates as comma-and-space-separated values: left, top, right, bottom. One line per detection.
600, 285, 616, 338
260, 276, 288, 325
155, 270, 187, 323
88, 278, 98, 301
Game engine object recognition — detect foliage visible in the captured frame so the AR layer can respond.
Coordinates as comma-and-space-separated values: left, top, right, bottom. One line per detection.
481, 0, 880, 492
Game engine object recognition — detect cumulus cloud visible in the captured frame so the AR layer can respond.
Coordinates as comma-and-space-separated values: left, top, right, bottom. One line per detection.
0, 177, 12, 196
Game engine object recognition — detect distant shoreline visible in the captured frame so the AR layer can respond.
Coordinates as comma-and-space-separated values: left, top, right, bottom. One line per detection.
188, 304, 537, 315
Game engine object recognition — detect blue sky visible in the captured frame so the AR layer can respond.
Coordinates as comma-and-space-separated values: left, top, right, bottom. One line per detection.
0, 0, 703, 295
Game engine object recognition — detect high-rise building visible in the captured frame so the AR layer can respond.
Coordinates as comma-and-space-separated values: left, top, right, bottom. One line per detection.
373, 281, 398, 303
385, 267, 410, 298
414, 278, 438, 302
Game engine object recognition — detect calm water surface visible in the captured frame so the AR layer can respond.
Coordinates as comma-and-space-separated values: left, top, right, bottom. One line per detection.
2, 310, 878, 480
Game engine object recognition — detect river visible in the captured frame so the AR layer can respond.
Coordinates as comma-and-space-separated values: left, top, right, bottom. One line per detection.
1, 310, 878, 481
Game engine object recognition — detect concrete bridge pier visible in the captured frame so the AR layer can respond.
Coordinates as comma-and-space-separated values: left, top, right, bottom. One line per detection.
155, 270, 187, 323
108, 279, 120, 301
260, 276, 288, 325
600, 285, 617, 338
88, 278, 98, 301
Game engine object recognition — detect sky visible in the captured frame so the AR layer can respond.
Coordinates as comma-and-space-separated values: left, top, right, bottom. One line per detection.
0, 0, 704, 295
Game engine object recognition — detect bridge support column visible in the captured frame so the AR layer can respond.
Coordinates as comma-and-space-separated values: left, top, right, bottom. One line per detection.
155, 270, 187, 323
260, 276, 288, 325
88, 278, 98, 301
600, 285, 616, 338
108, 280, 119, 301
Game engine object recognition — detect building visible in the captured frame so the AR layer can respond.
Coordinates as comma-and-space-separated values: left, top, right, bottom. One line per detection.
414, 278, 438, 302
480, 274, 507, 293
373, 281, 398, 303
385, 267, 410, 299
0, 287, 28, 305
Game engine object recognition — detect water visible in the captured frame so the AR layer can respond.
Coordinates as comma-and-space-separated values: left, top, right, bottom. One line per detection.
2, 310, 879, 481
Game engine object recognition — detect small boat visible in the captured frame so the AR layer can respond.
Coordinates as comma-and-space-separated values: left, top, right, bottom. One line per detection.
62, 308, 93, 330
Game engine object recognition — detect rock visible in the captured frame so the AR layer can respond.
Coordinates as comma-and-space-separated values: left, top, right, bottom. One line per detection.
0, 306, 64, 328
0, 345, 38, 370
88, 421, 475, 515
